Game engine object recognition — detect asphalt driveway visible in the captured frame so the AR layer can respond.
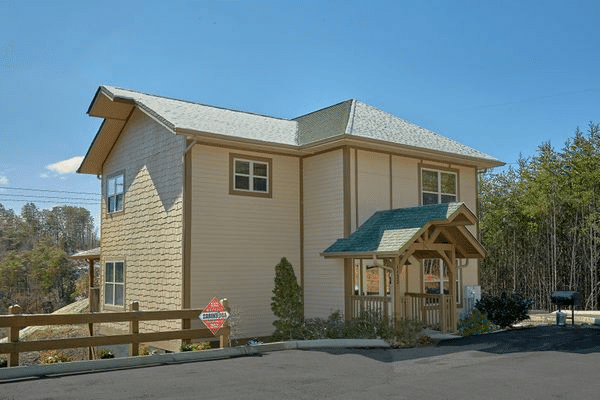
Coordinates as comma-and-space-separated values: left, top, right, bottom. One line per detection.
2, 325, 600, 400
318, 324, 600, 362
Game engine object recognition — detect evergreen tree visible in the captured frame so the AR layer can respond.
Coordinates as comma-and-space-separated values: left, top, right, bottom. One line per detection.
271, 257, 303, 340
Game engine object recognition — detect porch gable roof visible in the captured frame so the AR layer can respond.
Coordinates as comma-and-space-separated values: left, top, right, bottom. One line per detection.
321, 202, 486, 259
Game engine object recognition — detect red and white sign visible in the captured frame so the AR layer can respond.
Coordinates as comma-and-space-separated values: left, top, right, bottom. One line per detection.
199, 297, 229, 335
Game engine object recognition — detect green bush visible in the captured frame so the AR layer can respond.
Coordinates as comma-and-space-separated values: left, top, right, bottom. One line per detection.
271, 257, 303, 341
98, 349, 115, 359
39, 350, 72, 364
180, 342, 210, 352
475, 292, 532, 328
458, 309, 497, 336
290, 310, 423, 347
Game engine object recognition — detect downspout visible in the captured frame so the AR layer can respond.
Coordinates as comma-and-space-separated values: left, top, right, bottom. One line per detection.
184, 138, 198, 158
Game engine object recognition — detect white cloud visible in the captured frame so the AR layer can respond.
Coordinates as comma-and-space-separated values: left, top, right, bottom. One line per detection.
46, 156, 84, 175
40, 173, 49, 179
0, 175, 8, 185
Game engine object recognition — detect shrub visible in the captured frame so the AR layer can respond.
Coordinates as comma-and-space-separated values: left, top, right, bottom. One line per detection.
98, 349, 115, 359
458, 309, 497, 336
139, 345, 160, 356
292, 310, 423, 347
0, 355, 6, 368
271, 257, 303, 341
299, 311, 346, 339
39, 350, 73, 364
475, 292, 532, 328
180, 342, 210, 352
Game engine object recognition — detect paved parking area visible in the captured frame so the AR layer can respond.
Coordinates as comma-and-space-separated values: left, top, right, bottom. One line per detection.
2, 325, 599, 400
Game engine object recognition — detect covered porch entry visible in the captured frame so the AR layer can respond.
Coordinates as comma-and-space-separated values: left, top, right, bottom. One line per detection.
322, 202, 486, 332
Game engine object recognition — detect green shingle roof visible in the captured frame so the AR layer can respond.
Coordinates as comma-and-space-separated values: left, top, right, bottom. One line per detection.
323, 202, 465, 255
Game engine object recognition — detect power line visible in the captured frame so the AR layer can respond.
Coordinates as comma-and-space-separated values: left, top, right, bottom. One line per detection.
0, 186, 99, 196
0, 193, 98, 201
0, 198, 100, 206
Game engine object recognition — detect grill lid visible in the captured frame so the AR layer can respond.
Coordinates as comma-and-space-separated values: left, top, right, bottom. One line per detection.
550, 291, 581, 305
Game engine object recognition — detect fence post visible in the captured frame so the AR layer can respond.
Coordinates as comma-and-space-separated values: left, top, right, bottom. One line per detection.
219, 299, 230, 348
129, 301, 140, 357
8, 304, 22, 367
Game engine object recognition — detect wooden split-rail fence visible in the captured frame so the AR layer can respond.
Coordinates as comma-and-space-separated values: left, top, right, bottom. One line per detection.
0, 300, 230, 368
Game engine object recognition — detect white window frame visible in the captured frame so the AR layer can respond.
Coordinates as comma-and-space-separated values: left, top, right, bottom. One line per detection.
229, 154, 272, 198
104, 261, 124, 306
106, 172, 124, 213
421, 168, 458, 205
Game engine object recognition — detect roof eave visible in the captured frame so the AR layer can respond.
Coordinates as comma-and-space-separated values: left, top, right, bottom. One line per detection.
175, 128, 301, 155
300, 135, 504, 168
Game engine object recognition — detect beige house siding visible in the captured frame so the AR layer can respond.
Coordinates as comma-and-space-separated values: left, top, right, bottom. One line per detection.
355, 150, 391, 228
303, 149, 346, 318
189, 144, 300, 339
346, 148, 481, 302
391, 155, 420, 209
100, 108, 185, 332
455, 165, 479, 287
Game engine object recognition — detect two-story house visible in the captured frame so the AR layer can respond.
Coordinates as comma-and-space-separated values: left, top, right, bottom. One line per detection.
78, 86, 503, 341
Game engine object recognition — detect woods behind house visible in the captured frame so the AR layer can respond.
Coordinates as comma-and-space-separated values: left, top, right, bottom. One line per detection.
481, 123, 600, 310
0, 203, 98, 315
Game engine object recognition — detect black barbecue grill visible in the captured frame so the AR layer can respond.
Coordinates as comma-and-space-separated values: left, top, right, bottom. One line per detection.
550, 291, 581, 326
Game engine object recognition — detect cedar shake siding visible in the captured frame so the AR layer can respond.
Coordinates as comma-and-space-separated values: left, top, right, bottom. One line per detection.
101, 108, 185, 332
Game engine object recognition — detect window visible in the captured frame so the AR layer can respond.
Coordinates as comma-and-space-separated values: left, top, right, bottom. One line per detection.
421, 169, 457, 205
104, 261, 124, 306
423, 259, 461, 303
106, 173, 124, 213
229, 154, 272, 197
353, 259, 392, 297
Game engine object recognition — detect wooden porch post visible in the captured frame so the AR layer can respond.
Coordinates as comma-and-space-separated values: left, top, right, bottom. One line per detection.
344, 258, 353, 320
393, 256, 401, 324
436, 245, 457, 332
443, 247, 458, 332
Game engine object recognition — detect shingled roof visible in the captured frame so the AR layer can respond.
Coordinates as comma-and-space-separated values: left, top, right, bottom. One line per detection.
80, 86, 503, 174
95, 86, 299, 146
322, 202, 485, 259
294, 100, 499, 162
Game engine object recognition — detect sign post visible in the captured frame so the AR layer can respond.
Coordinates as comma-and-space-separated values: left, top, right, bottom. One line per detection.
199, 297, 230, 335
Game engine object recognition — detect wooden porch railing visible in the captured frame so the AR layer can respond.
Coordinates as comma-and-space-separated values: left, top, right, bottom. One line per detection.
401, 293, 453, 332
350, 295, 392, 318
350, 293, 455, 332
0, 300, 230, 368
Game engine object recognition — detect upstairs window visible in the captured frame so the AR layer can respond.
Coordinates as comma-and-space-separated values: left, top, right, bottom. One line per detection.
105, 261, 124, 306
107, 173, 124, 213
421, 168, 457, 205
230, 154, 272, 198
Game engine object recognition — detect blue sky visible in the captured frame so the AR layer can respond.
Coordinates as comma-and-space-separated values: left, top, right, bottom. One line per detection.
1, 0, 599, 229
